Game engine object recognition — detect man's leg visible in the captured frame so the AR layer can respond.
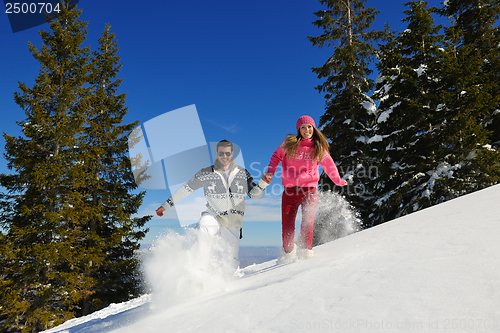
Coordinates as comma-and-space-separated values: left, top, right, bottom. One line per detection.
196, 213, 240, 270
192, 213, 221, 267
219, 226, 241, 270
195, 212, 220, 236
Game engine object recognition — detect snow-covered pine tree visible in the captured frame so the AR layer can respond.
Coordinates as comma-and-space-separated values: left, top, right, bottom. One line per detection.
431, 0, 500, 199
440, 0, 500, 52
77, 24, 150, 316
368, 0, 445, 226
0, 3, 149, 331
308, 0, 384, 230
440, 0, 500, 146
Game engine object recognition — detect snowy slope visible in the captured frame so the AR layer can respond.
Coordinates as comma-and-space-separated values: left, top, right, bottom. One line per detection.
43, 184, 500, 333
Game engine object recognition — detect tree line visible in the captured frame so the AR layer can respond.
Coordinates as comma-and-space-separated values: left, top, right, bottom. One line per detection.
311, 0, 500, 241
0, 2, 150, 332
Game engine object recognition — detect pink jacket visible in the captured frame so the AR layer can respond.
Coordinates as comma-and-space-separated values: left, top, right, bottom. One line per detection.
267, 138, 345, 188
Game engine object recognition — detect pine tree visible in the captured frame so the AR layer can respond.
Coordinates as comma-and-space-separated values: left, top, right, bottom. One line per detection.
440, 0, 500, 52
368, 0, 500, 226
0, 3, 93, 331
368, 0, 445, 226
78, 23, 149, 316
432, 0, 500, 198
452, 0, 500, 147
0, 3, 149, 331
308, 0, 385, 229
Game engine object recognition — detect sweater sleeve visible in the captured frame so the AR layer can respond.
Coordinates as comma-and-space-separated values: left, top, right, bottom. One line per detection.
160, 170, 204, 210
267, 143, 285, 174
320, 152, 345, 186
246, 170, 269, 200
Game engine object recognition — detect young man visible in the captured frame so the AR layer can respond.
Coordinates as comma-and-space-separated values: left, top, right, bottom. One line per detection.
156, 140, 270, 269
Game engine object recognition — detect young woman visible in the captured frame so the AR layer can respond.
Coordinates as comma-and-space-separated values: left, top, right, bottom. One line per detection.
263, 116, 347, 259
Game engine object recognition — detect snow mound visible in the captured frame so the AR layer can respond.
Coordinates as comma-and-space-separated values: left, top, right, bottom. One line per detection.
43, 184, 500, 333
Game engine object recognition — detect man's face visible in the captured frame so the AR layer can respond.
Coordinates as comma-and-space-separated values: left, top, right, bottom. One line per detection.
217, 146, 233, 167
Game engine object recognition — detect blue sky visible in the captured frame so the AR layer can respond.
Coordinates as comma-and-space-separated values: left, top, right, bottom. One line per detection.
1, 0, 446, 247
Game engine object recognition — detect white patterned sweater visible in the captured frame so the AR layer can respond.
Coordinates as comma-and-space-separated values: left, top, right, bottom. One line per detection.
160, 159, 269, 229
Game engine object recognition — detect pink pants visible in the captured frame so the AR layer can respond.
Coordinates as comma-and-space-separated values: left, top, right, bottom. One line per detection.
281, 187, 319, 252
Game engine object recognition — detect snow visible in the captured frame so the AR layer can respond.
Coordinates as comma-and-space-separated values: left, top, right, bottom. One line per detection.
360, 95, 377, 115
421, 162, 459, 198
414, 64, 427, 77
378, 104, 396, 123
356, 134, 384, 144
42, 184, 500, 333
377, 101, 401, 124
367, 135, 384, 144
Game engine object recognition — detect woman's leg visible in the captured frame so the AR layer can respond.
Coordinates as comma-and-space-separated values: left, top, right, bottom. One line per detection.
281, 188, 301, 253
298, 188, 319, 250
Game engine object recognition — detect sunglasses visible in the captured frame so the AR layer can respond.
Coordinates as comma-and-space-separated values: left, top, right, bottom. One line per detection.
218, 152, 232, 157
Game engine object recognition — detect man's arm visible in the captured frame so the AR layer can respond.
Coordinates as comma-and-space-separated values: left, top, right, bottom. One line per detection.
156, 170, 205, 216
245, 169, 270, 199
155, 183, 194, 216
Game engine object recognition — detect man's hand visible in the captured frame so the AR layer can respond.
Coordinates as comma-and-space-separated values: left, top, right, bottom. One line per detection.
262, 172, 273, 184
156, 206, 165, 217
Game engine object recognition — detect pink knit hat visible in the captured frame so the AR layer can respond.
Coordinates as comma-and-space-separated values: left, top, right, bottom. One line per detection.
296, 115, 316, 131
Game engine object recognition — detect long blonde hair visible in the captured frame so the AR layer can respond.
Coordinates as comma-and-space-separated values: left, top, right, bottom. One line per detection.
282, 127, 330, 162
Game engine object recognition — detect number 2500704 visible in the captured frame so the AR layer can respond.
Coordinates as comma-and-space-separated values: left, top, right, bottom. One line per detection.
5, 2, 61, 14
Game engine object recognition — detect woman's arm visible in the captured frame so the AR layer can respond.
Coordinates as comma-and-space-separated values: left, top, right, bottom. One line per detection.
266, 144, 285, 175
320, 153, 347, 186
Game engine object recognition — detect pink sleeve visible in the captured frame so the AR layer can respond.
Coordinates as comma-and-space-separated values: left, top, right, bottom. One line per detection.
267, 144, 285, 174
320, 152, 345, 186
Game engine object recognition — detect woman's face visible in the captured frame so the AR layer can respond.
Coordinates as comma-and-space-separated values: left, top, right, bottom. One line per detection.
299, 123, 314, 139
